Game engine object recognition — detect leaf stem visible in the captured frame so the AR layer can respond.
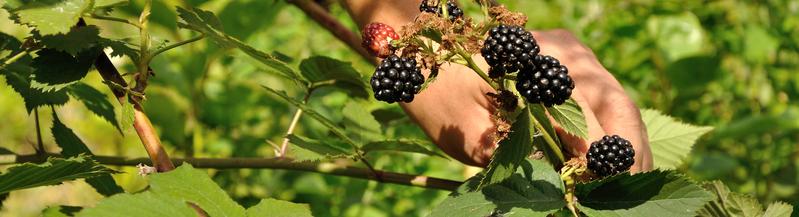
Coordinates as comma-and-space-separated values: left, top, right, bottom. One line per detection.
278, 90, 313, 157
33, 108, 44, 155
150, 34, 205, 58
531, 111, 566, 164
89, 14, 142, 29
7, 153, 464, 191
0, 50, 29, 68
454, 49, 498, 90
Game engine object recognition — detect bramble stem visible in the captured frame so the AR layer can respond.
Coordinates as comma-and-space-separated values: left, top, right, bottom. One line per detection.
5, 153, 463, 191
150, 34, 205, 58
89, 14, 142, 29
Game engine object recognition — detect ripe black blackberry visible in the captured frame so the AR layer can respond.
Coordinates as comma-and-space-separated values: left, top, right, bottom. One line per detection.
481, 24, 540, 78
515, 55, 574, 106
419, 0, 463, 21
370, 55, 425, 103
587, 135, 636, 177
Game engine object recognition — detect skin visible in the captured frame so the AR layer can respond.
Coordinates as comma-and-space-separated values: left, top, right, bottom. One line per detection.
342, 0, 653, 172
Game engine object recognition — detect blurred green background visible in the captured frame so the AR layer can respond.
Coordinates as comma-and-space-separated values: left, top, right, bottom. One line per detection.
0, 0, 797, 216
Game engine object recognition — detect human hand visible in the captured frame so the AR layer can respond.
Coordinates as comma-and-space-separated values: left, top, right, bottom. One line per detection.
342, 0, 653, 172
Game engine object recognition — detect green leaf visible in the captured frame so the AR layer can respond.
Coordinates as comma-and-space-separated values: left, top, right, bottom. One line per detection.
480, 107, 535, 187
743, 25, 779, 63
31, 48, 101, 88
149, 164, 247, 217
361, 139, 446, 158
698, 180, 794, 217
342, 101, 384, 143
287, 134, 353, 161
547, 98, 588, 140
3, 0, 92, 35
94, 0, 128, 10
646, 12, 707, 61
99, 38, 140, 63
431, 159, 565, 217
42, 206, 82, 217
576, 170, 713, 217
52, 113, 123, 196
0, 32, 23, 59
0, 155, 116, 194
763, 202, 793, 217
67, 82, 121, 132
262, 86, 358, 148
77, 191, 197, 217
175, 7, 300, 82
2, 62, 70, 113
246, 198, 313, 217
640, 109, 713, 169
39, 25, 101, 57
117, 102, 134, 132
529, 104, 563, 167
300, 56, 369, 98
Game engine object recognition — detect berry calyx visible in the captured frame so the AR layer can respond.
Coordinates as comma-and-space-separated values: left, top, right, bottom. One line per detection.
419, 0, 463, 21
586, 135, 636, 177
370, 55, 425, 103
481, 24, 540, 78
515, 55, 574, 106
361, 22, 400, 58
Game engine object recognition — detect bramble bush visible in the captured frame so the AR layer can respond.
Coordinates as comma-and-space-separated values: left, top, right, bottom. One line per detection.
0, 0, 796, 216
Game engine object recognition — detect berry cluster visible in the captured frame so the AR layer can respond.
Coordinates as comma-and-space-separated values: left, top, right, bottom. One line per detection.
419, 0, 463, 21
370, 55, 425, 103
516, 55, 574, 106
481, 24, 540, 78
586, 135, 636, 177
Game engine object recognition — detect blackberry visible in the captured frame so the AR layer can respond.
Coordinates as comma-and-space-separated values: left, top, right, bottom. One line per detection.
419, 0, 463, 21
515, 55, 574, 106
370, 55, 424, 103
481, 25, 540, 78
587, 135, 636, 177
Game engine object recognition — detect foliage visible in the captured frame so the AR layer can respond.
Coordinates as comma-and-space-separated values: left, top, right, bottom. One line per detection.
0, 155, 116, 194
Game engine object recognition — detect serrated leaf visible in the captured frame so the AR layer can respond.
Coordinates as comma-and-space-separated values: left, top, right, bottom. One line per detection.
98, 38, 140, 63
529, 104, 563, 166
39, 25, 100, 56
546, 98, 588, 139
52, 113, 123, 196
117, 102, 134, 131
698, 180, 794, 217
480, 107, 535, 187
300, 56, 368, 98
4, 0, 92, 35
0, 32, 23, 59
763, 202, 793, 217
361, 139, 446, 158
0, 155, 116, 194
287, 134, 352, 161
175, 7, 301, 82
76, 191, 197, 217
2, 62, 70, 112
431, 159, 565, 217
67, 82, 120, 132
342, 101, 383, 143
640, 109, 713, 169
149, 164, 246, 217
262, 86, 358, 148
576, 170, 713, 217
246, 198, 313, 217
31, 48, 100, 88
42, 206, 82, 217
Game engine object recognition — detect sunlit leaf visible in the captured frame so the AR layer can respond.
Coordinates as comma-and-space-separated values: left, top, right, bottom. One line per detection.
0, 155, 116, 194
480, 107, 535, 187
547, 98, 588, 140
640, 109, 713, 169
245, 198, 313, 217
3, 0, 92, 35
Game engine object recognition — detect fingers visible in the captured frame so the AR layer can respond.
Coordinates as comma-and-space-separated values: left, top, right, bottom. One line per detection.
552, 86, 607, 157
534, 29, 653, 172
